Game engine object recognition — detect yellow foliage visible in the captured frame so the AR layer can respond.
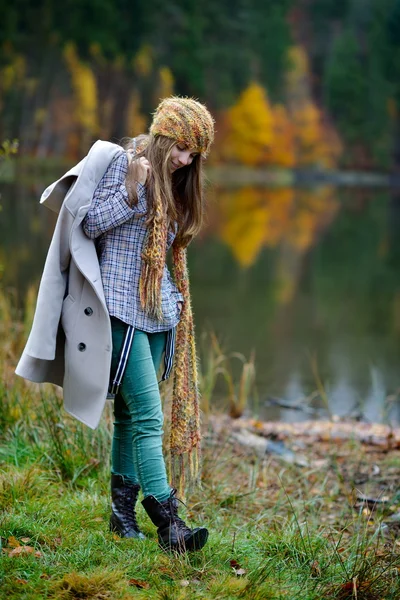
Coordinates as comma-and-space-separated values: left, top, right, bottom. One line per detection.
126, 91, 148, 136
63, 43, 98, 135
218, 187, 295, 267
34, 108, 47, 126
223, 83, 274, 166
158, 66, 174, 99
214, 45, 342, 168
220, 188, 269, 267
133, 44, 153, 77
1, 55, 26, 92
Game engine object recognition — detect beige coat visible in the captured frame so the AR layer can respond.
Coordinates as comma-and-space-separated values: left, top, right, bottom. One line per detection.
15, 141, 124, 429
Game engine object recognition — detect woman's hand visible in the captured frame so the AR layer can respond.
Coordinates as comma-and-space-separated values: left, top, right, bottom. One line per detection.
133, 157, 151, 185
177, 302, 183, 313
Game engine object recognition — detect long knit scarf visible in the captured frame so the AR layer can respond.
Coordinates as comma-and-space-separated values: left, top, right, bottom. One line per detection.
138, 174, 201, 492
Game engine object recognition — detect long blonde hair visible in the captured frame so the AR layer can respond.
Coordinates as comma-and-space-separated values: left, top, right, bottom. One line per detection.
123, 135, 205, 248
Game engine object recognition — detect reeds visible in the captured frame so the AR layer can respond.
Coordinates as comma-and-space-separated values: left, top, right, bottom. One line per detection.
199, 331, 256, 418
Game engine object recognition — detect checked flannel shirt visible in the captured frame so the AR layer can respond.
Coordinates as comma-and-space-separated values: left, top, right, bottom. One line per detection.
82, 151, 184, 334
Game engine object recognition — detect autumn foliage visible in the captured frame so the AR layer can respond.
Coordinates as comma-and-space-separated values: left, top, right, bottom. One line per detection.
215, 184, 339, 303
214, 46, 343, 169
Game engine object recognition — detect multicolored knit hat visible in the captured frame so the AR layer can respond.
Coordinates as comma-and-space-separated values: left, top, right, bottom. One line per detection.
150, 96, 214, 157
135, 97, 214, 492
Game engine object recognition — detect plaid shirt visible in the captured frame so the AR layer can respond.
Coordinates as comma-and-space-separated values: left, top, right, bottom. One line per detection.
82, 152, 183, 332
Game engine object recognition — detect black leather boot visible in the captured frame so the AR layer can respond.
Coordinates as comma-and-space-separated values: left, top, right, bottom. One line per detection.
142, 489, 208, 552
109, 474, 145, 539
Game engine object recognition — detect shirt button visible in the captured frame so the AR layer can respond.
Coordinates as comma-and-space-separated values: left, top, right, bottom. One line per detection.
84, 307, 93, 316
78, 343, 86, 352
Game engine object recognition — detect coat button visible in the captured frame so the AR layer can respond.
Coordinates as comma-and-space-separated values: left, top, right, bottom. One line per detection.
84, 307, 93, 316
78, 342, 86, 352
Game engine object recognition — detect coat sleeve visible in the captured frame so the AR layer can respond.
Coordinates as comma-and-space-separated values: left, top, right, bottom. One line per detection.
82, 153, 146, 239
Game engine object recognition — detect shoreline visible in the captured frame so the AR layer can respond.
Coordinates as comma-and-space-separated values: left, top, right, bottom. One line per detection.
1, 157, 398, 187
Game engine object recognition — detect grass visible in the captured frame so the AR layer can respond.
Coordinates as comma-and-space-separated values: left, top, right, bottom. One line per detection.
1, 289, 400, 599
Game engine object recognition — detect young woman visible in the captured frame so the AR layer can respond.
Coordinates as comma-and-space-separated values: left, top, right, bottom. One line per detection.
81, 97, 215, 552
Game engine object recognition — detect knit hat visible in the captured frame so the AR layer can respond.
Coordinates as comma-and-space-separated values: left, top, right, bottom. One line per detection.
150, 96, 214, 157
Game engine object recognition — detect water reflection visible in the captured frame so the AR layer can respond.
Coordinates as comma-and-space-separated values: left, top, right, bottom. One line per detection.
1, 179, 400, 424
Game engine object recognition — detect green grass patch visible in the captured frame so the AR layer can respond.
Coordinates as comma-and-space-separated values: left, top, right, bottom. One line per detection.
1, 290, 400, 598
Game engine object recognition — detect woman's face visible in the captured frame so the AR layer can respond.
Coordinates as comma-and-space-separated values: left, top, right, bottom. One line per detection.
170, 144, 198, 173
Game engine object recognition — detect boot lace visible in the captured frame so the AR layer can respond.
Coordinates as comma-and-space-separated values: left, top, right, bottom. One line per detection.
166, 489, 192, 534
119, 486, 140, 529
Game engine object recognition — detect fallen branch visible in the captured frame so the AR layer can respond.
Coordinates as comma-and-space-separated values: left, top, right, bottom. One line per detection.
207, 415, 400, 450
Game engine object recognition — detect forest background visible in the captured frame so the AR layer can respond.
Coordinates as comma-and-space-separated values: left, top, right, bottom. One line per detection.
2, 0, 400, 171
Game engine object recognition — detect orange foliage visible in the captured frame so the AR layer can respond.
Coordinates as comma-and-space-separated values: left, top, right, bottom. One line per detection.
286, 186, 339, 251
275, 185, 339, 304
268, 104, 296, 167
214, 45, 342, 168
286, 45, 342, 168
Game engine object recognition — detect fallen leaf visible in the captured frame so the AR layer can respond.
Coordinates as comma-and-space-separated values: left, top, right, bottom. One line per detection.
15, 578, 28, 584
92, 517, 103, 522
40, 574, 50, 580
20, 537, 31, 543
9, 546, 42, 558
230, 559, 247, 576
310, 560, 321, 577
230, 559, 241, 569
180, 580, 190, 587
7, 536, 21, 548
128, 578, 149, 589
10, 546, 34, 556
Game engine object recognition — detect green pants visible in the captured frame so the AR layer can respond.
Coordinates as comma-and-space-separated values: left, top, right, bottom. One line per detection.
110, 318, 171, 501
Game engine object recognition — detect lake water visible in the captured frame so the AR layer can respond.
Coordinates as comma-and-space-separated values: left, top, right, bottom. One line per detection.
2, 176, 400, 425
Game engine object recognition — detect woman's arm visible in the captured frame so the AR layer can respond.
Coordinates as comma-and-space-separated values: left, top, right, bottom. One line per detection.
82, 153, 146, 239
